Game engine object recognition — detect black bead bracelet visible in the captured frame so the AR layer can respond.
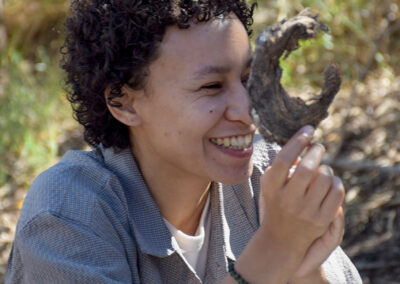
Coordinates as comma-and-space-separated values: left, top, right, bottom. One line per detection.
228, 260, 249, 284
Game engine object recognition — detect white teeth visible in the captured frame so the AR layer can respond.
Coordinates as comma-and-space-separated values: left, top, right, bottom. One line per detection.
231, 137, 238, 147
245, 134, 252, 145
223, 138, 230, 147
210, 134, 253, 149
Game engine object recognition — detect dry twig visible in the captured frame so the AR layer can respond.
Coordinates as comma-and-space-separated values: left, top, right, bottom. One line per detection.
248, 9, 341, 145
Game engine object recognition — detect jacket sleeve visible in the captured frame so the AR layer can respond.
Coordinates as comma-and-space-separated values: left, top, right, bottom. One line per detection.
6, 212, 133, 284
322, 246, 362, 283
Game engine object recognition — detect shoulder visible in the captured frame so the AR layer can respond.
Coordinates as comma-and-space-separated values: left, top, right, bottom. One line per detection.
7, 147, 138, 283
17, 147, 127, 232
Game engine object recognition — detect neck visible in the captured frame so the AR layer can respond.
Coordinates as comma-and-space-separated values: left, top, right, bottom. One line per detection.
160, 181, 211, 235
131, 141, 211, 236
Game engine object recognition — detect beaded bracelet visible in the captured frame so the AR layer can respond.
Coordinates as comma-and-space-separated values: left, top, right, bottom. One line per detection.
228, 260, 249, 284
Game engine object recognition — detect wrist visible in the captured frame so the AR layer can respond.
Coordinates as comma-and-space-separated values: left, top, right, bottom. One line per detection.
289, 266, 327, 284
234, 226, 306, 284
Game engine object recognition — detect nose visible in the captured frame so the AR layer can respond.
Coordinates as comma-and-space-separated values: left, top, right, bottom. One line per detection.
224, 83, 253, 125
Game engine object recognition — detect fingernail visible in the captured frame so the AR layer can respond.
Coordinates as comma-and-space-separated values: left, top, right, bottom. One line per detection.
322, 165, 333, 176
301, 125, 314, 137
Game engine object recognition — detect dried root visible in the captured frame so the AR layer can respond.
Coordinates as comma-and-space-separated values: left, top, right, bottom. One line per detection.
247, 9, 341, 145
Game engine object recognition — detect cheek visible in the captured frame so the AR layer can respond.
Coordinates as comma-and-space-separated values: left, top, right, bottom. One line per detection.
161, 96, 226, 140
201, 97, 226, 118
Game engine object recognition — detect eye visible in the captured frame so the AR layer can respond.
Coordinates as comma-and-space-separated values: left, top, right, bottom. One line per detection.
241, 74, 250, 86
201, 82, 222, 90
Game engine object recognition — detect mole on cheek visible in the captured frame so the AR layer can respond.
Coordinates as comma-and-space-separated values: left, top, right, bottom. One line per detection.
209, 109, 214, 114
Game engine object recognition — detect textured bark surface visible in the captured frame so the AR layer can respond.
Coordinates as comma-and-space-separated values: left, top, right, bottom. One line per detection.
247, 9, 342, 145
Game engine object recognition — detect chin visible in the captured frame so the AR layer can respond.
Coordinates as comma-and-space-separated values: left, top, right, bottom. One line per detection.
214, 164, 253, 185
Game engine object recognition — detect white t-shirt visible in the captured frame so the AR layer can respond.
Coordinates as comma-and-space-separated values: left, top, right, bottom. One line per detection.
163, 194, 211, 280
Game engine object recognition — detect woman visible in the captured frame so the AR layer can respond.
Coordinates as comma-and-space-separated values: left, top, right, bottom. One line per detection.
7, 0, 361, 283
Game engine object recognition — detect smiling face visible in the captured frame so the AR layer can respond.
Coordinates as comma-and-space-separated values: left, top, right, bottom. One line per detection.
130, 15, 256, 186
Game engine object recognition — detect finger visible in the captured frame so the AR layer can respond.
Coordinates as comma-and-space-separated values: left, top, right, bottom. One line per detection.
285, 143, 326, 197
258, 167, 271, 224
320, 176, 345, 223
327, 206, 345, 245
265, 125, 314, 190
304, 165, 333, 211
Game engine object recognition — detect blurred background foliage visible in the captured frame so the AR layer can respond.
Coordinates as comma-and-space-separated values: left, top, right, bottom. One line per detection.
0, 0, 400, 282
0, 0, 71, 191
0, 0, 399, 194
252, 0, 400, 88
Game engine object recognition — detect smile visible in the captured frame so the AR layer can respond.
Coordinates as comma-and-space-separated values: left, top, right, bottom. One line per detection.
210, 134, 253, 150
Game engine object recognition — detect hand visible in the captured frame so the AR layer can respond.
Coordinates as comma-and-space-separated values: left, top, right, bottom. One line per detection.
292, 183, 345, 280
261, 125, 344, 278
260, 125, 343, 246
232, 126, 345, 284
260, 162, 345, 282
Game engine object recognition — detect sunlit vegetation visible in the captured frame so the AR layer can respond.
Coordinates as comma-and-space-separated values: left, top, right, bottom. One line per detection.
252, 0, 400, 88
0, 0, 399, 281
0, 0, 70, 190
1, 0, 399, 191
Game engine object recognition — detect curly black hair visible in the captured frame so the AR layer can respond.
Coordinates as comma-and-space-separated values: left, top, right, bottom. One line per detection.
61, 0, 256, 149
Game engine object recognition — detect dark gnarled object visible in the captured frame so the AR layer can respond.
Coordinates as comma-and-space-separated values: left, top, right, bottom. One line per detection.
247, 9, 342, 145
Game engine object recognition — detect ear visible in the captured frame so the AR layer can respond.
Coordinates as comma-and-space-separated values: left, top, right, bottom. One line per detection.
105, 85, 144, 126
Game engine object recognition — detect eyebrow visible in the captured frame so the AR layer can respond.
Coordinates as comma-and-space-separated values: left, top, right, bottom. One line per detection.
192, 56, 253, 79
192, 65, 231, 79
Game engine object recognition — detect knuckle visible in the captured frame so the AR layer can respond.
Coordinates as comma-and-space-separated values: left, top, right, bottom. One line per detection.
326, 165, 334, 176
317, 165, 334, 181
319, 164, 333, 175
297, 163, 314, 176
333, 176, 344, 188
296, 132, 311, 145
337, 187, 346, 201
273, 155, 291, 168
313, 143, 326, 154
333, 176, 345, 193
332, 183, 345, 201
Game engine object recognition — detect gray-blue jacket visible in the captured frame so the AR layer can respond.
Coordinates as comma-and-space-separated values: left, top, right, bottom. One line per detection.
6, 137, 362, 283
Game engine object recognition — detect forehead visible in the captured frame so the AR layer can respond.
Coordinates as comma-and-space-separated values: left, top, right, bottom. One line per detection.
151, 16, 251, 76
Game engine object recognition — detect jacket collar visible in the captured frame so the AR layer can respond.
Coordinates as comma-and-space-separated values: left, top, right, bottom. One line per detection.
100, 145, 175, 257
98, 145, 235, 262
